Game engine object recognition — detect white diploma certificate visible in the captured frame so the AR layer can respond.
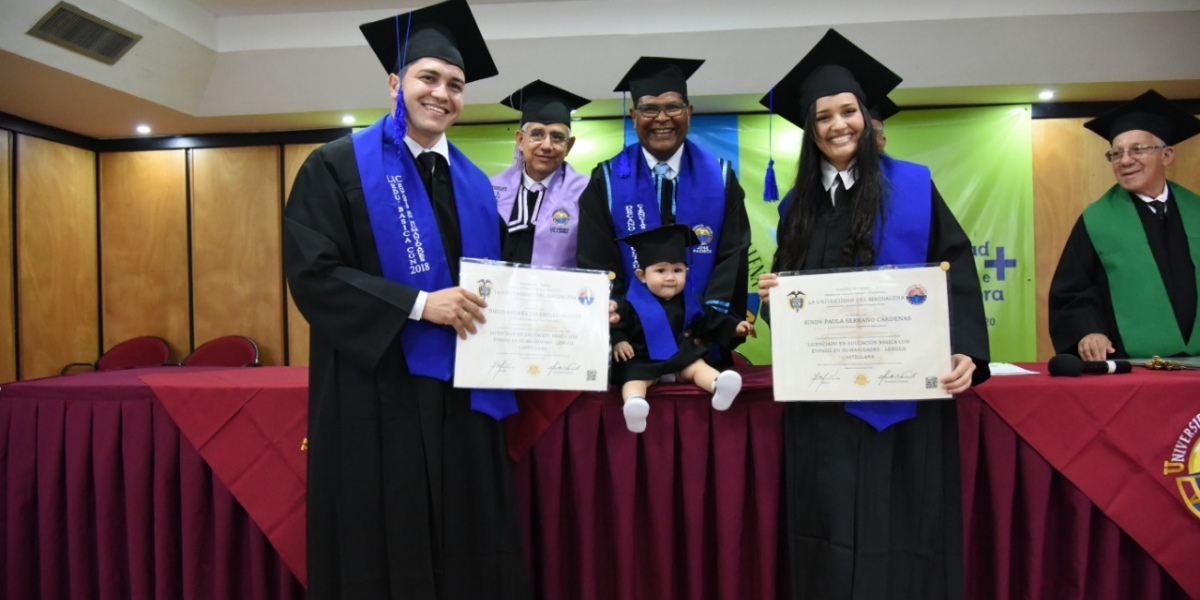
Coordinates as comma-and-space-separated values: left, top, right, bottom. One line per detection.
454, 258, 610, 391
769, 265, 953, 401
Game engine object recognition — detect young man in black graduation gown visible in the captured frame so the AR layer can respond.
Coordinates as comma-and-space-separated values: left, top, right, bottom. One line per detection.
1049, 90, 1200, 360
575, 57, 751, 364
282, 1, 529, 598
758, 30, 990, 600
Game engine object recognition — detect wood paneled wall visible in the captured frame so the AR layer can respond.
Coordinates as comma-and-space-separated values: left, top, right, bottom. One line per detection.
191, 147, 284, 367
1032, 119, 1200, 360
0, 131, 14, 383
16, 135, 98, 380
6, 113, 1200, 378
282, 143, 321, 366
99, 151, 190, 362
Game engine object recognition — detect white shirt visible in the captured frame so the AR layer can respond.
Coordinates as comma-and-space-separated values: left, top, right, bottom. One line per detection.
642, 145, 685, 180
402, 133, 450, 320
820, 159, 857, 205
522, 168, 556, 190
1134, 182, 1170, 205
402, 134, 450, 164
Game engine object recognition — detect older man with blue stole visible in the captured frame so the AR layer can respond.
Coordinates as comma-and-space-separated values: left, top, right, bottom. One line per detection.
282, 0, 529, 597
576, 57, 750, 366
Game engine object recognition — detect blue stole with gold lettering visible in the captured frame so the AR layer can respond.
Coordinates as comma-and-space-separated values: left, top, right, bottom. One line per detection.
603, 140, 727, 358
354, 114, 517, 420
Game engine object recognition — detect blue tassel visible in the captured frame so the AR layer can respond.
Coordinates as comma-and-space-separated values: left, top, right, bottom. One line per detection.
614, 152, 631, 178
763, 158, 780, 202
391, 91, 408, 153
763, 89, 780, 202
614, 92, 631, 178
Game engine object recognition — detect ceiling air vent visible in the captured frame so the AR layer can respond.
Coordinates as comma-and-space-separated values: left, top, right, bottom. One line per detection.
26, 2, 142, 65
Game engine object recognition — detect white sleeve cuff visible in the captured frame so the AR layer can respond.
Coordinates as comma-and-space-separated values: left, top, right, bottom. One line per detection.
409, 291, 428, 320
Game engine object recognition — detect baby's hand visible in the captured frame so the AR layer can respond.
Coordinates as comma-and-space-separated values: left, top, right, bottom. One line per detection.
736, 321, 757, 338
613, 341, 634, 362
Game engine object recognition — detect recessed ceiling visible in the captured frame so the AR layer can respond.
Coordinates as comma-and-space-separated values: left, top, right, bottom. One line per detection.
1, 0, 1198, 139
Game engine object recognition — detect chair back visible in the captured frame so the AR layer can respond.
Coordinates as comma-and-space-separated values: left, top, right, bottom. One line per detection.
94, 336, 172, 370
182, 336, 260, 367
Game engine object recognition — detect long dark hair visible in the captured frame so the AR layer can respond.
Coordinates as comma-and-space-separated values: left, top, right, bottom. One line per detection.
772, 97, 887, 272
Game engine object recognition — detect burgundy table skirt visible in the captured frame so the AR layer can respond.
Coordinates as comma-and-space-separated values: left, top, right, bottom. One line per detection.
959, 392, 1189, 600
512, 366, 786, 600
0, 368, 305, 600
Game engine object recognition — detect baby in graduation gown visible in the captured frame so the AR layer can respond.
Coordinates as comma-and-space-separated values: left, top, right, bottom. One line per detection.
611, 223, 756, 433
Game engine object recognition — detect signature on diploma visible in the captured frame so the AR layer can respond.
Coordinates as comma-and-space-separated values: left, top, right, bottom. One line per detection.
809, 370, 841, 391
548, 362, 582, 377
487, 360, 515, 380
876, 370, 918, 385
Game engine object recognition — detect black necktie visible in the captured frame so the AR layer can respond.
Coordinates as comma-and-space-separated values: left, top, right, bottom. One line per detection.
417, 151, 443, 194
830, 177, 843, 206
1150, 200, 1168, 219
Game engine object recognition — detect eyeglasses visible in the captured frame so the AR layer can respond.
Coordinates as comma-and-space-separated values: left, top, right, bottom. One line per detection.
523, 129, 570, 146
1104, 144, 1166, 163
635, 103, 688, 118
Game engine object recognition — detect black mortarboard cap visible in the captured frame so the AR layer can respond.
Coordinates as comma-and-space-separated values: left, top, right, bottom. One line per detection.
759, 29, 902, 128
359, 0, 497, 83
500, 80, 591, 126
1083, 89, 1200, 145
869, 97, 900, 122
614, 57, 705, 103
617, 223, 701, 267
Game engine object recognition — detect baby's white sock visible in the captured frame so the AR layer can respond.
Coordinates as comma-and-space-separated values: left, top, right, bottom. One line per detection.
623, 396, 650, 433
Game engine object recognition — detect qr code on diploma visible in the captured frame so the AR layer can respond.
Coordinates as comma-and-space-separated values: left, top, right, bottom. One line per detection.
925, 376, 938, 389
587, 370, 596, 381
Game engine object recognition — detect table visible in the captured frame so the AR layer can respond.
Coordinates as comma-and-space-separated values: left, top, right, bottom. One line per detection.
5, 364, 1198, 599
960, 364, 1199, 600
0, 367, 304, 600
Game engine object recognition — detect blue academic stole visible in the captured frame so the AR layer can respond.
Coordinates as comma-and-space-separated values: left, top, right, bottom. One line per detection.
603, 140, 728, 359
779, 157, 932, 431
353, 115, 517, 420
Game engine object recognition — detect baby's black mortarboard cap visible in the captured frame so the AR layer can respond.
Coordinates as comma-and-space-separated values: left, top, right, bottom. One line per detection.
500, 80, 591, 126
614, 57, 705, 103
359, 0, 497, 83
1083, 89, 1200, 145
617, 223, 701, 267
759, 29, 901, 128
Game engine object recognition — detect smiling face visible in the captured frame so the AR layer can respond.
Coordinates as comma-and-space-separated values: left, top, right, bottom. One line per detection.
1110, 129, 1174, 197
632, 91, 693, 162
390, 56, 465, 148
813, 92, 865, 171
516, 121, 575, 181
636, 261, 688, 299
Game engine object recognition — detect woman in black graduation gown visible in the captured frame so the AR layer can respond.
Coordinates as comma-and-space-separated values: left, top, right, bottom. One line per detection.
757, 30, 990, 600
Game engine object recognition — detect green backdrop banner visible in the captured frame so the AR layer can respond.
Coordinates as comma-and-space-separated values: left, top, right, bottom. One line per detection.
449, 105, 1036, 364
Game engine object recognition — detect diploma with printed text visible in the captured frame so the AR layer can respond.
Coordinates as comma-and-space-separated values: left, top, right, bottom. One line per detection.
454, 258, 610, 391
769, 265, 953, 401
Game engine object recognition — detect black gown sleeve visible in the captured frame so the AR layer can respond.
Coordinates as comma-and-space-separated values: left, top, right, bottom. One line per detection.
929, 183, 991, 385
1047, 216, 1120, 355
282, 140, 420, 370
576, 168, 627, 298
703, 170, 751, 334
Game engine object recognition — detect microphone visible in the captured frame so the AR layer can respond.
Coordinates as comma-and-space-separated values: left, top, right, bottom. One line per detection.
1048, 354, 1133, 377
